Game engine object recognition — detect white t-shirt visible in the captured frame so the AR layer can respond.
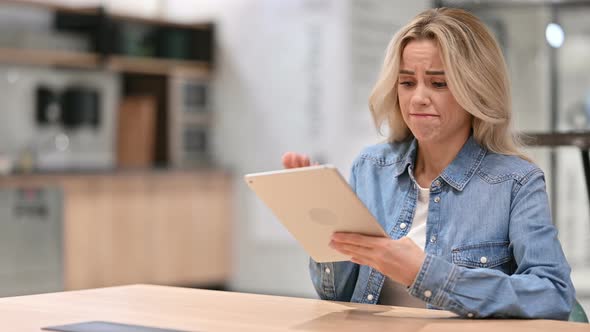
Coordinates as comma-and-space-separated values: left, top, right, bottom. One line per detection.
378, 184, 429, 307
407, 185, 429, 251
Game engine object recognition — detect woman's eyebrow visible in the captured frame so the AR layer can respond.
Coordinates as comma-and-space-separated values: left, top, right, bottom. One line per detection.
398, 69, 445, 75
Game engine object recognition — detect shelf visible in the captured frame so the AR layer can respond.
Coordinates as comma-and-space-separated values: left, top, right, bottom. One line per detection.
0, 1, 213, 76
109, 12, 211, 30
106, 55, 211, 78
0, 0, 99, 15
0, 47, 100, 69
0, 49, 212, 76
0, 0, 208, 29
521, 132, 590, 149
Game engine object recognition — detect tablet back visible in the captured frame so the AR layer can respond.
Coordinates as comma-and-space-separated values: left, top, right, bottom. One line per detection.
245, 165, 387, 262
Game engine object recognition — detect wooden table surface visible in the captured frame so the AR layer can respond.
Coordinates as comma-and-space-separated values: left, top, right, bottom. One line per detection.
0, 284, 587, 331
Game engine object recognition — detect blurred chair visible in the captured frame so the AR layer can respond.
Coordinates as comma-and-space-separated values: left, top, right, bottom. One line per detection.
569, 299, 589, 323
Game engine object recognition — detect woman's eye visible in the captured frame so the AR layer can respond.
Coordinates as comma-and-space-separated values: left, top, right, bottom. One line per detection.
432, 81, 447, 88
400, 81, 415, 87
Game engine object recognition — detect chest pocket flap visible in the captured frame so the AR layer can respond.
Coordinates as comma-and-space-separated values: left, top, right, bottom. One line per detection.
451, 241, 511, 268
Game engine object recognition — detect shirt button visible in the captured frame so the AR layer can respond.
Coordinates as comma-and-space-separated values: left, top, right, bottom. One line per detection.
434, 196, 441, 203
399, 223, 407, 230
480, 256, 488, 264
430, 235, 436, 243
467, 313, 474, 318
433, 180, 441, 187
367, 294, 374, 301
325, 267, 331, 274
423, 290, 432, 298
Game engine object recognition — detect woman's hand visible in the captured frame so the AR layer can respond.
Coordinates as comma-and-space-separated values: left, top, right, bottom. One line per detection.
282, 152, 315, 168
330, 233, 426, 287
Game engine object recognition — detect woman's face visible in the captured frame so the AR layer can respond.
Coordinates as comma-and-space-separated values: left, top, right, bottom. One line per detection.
397, 39, 472, 145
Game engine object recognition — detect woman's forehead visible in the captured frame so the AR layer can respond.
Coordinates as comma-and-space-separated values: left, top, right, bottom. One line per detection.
400, 40, 444, 70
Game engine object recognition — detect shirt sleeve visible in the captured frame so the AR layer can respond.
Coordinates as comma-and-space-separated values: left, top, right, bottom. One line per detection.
407, 169, 575, 320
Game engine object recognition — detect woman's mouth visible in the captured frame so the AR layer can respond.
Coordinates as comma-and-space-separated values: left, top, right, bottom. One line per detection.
410, 113, 439, 118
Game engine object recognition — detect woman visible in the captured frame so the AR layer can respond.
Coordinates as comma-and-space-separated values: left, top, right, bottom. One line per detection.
282, 7, 575, 319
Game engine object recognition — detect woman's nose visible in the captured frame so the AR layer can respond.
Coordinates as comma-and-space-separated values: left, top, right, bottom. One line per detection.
410, 85, 431, 107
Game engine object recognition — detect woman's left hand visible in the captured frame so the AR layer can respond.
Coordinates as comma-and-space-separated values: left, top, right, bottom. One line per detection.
330, 233, 426, 287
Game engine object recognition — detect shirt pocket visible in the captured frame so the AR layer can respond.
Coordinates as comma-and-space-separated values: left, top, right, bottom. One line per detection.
451, 241, 513, 273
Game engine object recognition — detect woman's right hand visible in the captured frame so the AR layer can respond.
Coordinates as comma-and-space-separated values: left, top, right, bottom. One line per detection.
282, 152, 313, 169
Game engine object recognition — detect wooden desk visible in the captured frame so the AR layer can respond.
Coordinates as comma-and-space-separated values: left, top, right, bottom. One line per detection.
0, 285, 587, 331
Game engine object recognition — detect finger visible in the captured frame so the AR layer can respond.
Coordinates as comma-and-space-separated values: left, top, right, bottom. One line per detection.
282, 152, 294, 168
295, 154, 309, 167
302, 154, 311, 167
293, 153, 303, 168
331, 240, 383, 270
290, 154, 299, 168
330, 241, 375, 258
334, 246, 377, 268
281, 152, 318, 168
282, 152, 297, 168
335, 244, 382, 271
332, 232, 384, 249
294, 154, 303, 167
290, 153, 301, 168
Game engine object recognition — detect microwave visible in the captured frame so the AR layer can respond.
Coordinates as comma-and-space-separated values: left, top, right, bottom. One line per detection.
0, 64, 120, 171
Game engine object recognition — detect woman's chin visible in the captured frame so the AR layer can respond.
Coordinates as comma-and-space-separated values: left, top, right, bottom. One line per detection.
411, 132, 439, 144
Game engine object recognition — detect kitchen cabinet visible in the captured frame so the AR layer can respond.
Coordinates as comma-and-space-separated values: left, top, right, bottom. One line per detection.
0, 170, 231, 291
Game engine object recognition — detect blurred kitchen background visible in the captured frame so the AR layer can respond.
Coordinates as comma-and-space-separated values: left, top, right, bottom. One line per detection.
0, 0, 588, 313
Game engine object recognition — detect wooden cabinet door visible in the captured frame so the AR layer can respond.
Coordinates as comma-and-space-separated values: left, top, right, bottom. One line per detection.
63, 172, 231, 290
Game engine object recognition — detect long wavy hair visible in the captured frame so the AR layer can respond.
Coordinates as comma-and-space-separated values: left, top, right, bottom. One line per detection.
369, 7, 529, 160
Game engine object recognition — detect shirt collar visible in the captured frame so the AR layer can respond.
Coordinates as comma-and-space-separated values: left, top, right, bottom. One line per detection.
392, 138, 418, 178
393, 136, 486, 191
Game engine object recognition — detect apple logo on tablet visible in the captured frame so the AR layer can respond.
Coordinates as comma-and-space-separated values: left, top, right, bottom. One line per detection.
308, 208, 338, 225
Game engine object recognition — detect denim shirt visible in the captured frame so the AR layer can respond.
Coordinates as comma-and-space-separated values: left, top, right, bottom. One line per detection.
309, 136, 575, 320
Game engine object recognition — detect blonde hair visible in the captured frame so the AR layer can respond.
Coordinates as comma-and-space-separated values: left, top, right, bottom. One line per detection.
369, 7, 529, 160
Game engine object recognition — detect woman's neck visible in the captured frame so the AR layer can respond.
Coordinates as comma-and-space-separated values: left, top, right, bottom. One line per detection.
413, 134, 469, 188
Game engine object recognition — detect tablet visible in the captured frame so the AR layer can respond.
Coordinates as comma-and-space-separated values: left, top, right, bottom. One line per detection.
245, 165, 388, 262
42, 321, 189, 332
